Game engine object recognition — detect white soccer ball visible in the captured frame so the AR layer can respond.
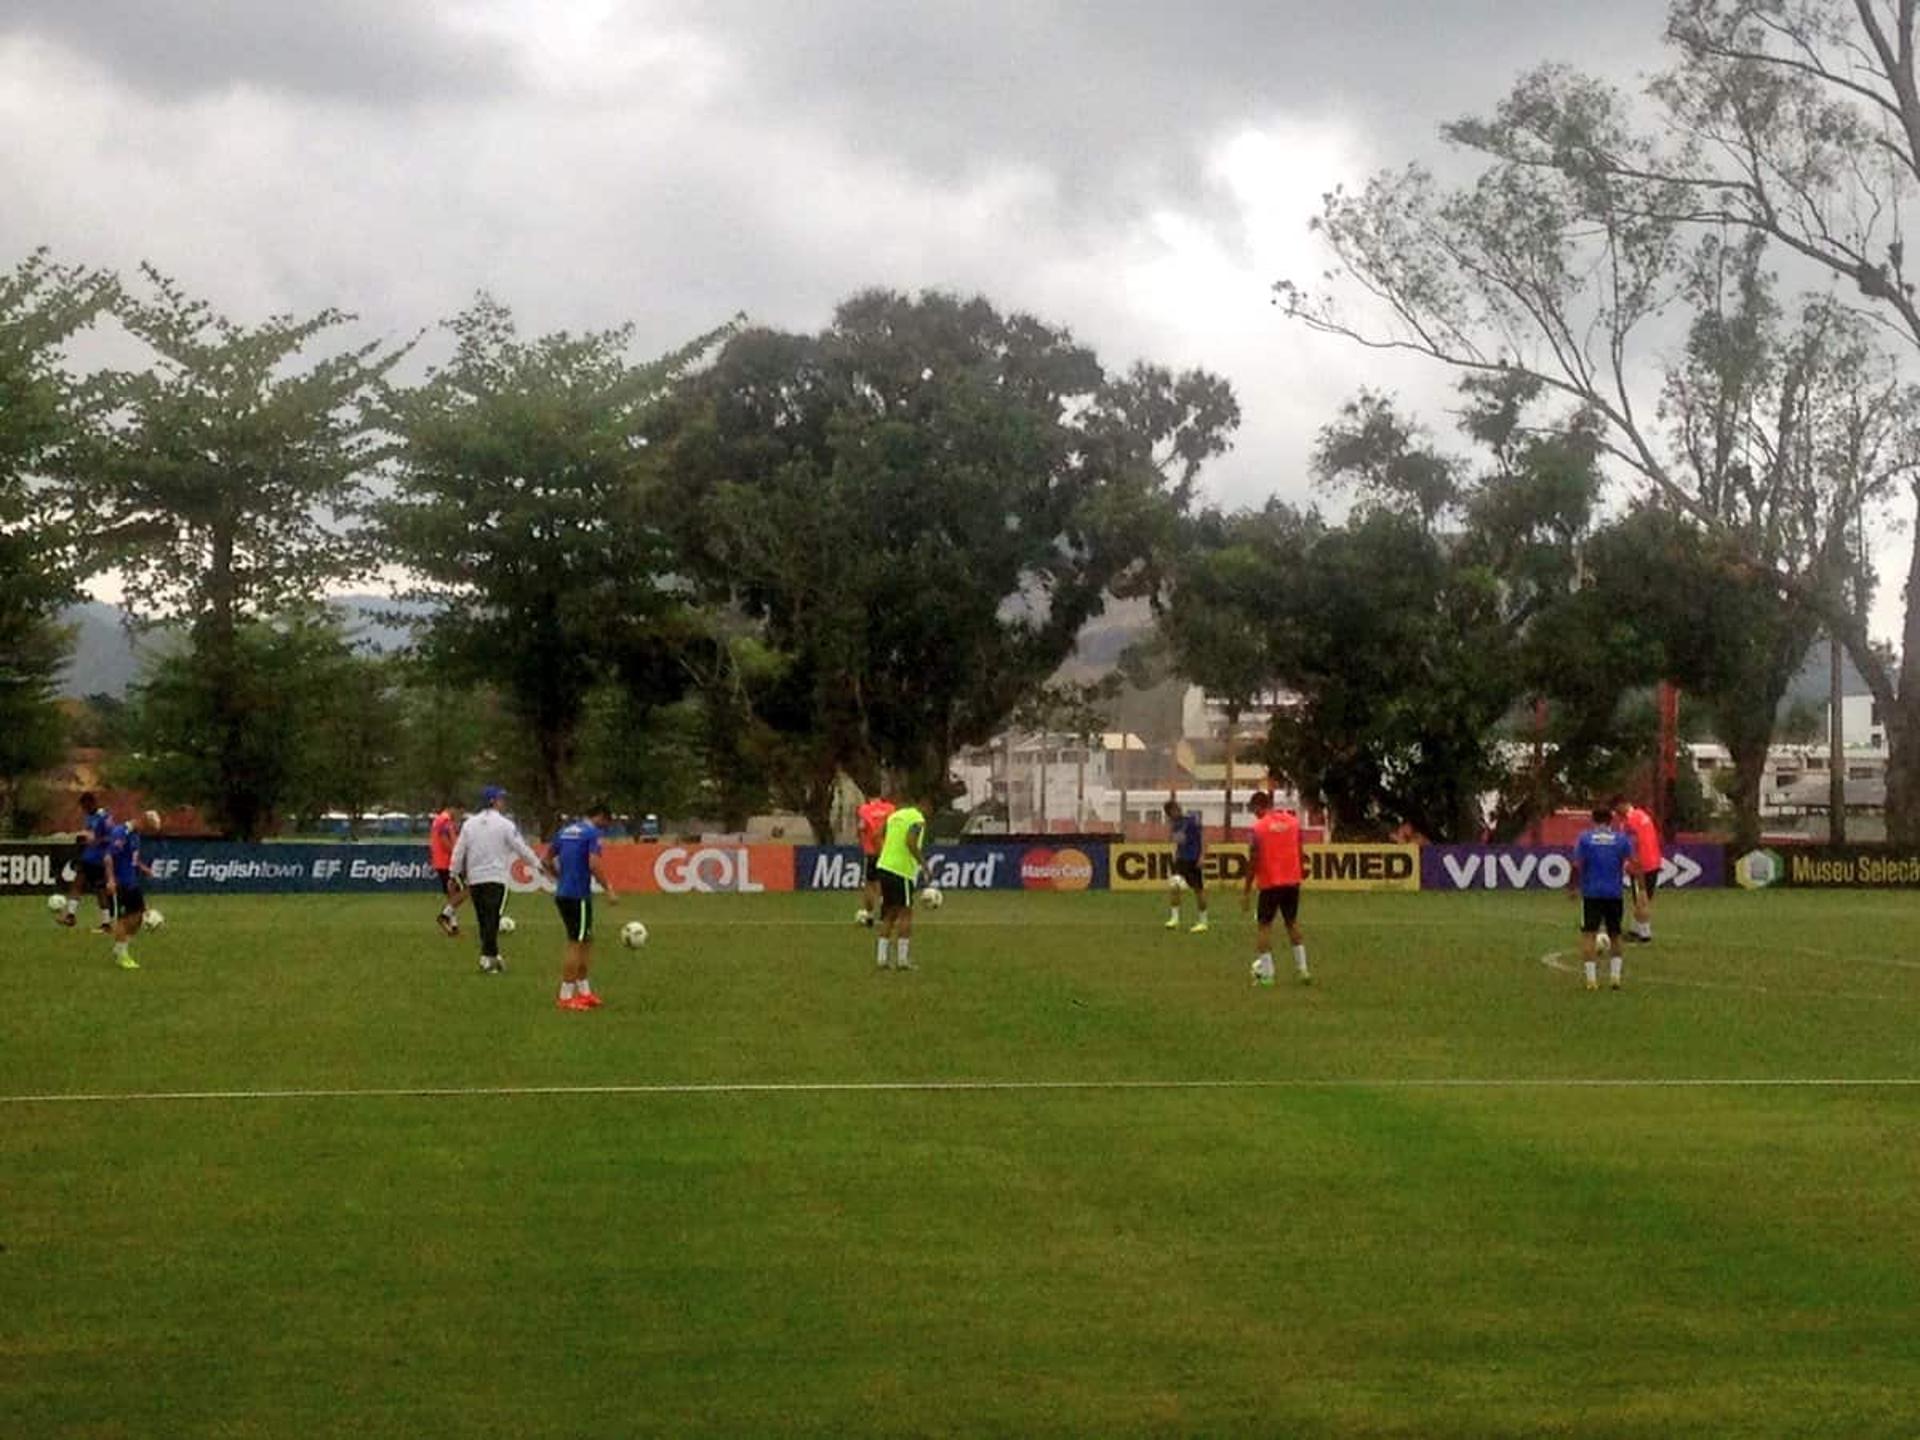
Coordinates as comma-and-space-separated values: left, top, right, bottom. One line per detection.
46, 893, 67, 914
920, 886, 944, 910
1595, 929, 1612, 954
498, 915, 517, 934
855, 907, 871, 925
1168, 872, 1188, 893
621, 919, 649, 949
143, 909, 165, 932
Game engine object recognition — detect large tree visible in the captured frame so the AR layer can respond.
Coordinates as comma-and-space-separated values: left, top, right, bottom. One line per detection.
0, 251, 111, 829
1278, 8, 1920, 839
61, 266, 402, 836
654, 289, 1239, 805
380, 296, 732, 833
1165, 382, 1626, 841
0, 252, 110, 832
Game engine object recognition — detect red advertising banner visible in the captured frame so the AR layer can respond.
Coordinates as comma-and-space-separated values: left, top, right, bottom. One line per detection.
596, 842, 797, 895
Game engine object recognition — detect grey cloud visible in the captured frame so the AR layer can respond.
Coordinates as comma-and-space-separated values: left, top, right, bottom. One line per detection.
648, 0, 1671, 210
1, 0, 518, 102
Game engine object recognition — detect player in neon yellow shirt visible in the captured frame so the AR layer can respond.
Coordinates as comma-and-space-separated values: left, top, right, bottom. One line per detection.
875, 800, 927, 971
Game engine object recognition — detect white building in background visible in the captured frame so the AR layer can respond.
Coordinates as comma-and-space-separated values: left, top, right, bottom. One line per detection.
951, 683, 1305, 834
1688, 740, 1889, 820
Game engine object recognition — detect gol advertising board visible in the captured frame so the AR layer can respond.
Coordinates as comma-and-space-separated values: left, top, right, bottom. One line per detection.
1733, 845, 1920, 890
596, 843, 796, 895
1421, 843, 1725, 893
796, 843, 1107, 892
1109, 843, 1419, 892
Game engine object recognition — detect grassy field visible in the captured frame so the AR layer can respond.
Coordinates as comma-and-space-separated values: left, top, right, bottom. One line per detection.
3, 886, 1917, 1438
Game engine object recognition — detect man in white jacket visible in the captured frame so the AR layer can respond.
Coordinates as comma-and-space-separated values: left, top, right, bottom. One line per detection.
449, 786, 544, 974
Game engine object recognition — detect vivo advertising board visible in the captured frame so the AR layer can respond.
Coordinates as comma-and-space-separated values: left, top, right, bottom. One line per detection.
1420, 843, 1726, 892
796, 844, 1107, 892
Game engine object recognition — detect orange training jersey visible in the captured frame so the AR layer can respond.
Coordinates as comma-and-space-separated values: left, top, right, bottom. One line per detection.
1625, 805, 1661, 872
857, 798, 897, 856
1250, 809, 1304, 888
429, 811, 457, 869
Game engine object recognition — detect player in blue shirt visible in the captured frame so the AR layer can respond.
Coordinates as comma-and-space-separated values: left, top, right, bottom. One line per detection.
1163, 799, 1209, 934
543, 802, 621, 1011
58, 792, 115, 931
104, 812, 156, 971
1569, 804, 1639, 991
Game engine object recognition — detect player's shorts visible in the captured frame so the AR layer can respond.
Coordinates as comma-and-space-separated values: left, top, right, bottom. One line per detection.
863, 853, 881, 884
1256, 885, 1300, 926
1174, 859, 1205, 893
111, 887, 146, 921
80, 859, 106, 893
554, 895, 593, 942
1581, 897, 1625, 936
878, 870, 913, 912
1637, 868, 1660, 896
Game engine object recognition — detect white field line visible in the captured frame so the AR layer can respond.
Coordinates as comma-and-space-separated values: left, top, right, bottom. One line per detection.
2, 1076, 1918, 1106
1537, 949, 1915, 1003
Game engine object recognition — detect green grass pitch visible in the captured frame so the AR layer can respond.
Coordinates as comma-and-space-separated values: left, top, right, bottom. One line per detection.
3, 887, 1918, 1438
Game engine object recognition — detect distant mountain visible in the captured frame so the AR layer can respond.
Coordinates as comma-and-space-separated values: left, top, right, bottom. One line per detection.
55, 594, 435, 699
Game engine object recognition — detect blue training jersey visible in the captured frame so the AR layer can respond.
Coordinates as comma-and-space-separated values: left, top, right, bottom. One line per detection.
81, 808, 112, 863
1171, 812, 1204, 864
1574, 827, 1633, 899
107, 824, 142, 891
549, 819, 603, 900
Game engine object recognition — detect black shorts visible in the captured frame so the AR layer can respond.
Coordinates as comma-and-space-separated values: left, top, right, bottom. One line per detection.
111, 887, 146, 920
1257, 886, 1300, 926
1174, 859, 1205, 893
878, 871, 913, 911
863, 854, 881, 884
1638, 869, 1660, 896
555, 895, 593, 942
80, 859, 107, 892
1582, 897, 1625, 936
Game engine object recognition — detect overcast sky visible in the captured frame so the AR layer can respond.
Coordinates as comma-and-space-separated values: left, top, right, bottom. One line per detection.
36, 1, 1900, 627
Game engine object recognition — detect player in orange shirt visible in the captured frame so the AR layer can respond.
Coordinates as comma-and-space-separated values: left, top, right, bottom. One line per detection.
430, 802, 468, 937
1612, 794, 1663, 943
855, 792, 897, 927
1240, 791, 1311, 987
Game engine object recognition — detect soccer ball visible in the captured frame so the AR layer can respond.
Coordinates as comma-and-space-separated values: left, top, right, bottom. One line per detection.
143, 909, 165, 932
621, 919, 649, 949
1595, 928, 1612, 954
855, 907, 871, 926
1168, 872, 1188, 893
143, 809, 161, 831
46, 893, 66, 914
498, 915, 517, 935
920, 886, 944, 910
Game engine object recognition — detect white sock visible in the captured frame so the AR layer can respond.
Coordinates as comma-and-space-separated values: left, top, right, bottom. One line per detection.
877, 938, 891, 968
560, 981, 576, 1000
1169, 907, 1181, 923
577, 977, 592, 996
1293, 944, 1309, 973
1610, 955, 1622, 983
1584, 959, 1597, 985
114, 942, 129, 961
1256, 952, 1274, 979
898, 938, 912, 967
64, 897, 78, 915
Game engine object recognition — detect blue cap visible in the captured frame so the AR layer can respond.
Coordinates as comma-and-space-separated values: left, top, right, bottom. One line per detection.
481, 785, 507, 806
